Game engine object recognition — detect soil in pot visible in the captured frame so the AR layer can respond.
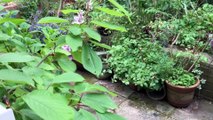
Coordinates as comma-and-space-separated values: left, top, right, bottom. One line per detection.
166, 79, 200, 108
146, 86, 166, 101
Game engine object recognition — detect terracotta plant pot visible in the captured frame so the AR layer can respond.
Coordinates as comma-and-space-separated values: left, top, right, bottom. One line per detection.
165, 80, 200, 107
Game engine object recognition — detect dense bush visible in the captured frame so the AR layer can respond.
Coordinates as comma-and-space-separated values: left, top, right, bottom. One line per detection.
150, 3, 213, 50
108, 37, 174, 90
106, 0, 211, 90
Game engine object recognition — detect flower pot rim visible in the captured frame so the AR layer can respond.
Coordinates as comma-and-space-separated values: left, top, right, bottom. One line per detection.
165, 79, 200, 89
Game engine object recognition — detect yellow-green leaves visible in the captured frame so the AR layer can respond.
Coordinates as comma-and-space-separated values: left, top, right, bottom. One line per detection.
0, 18, 25, 25
0, 53, 34, 63
83, 27, 101, 42
108, 0, 131, 22
92, 21, 127, 32
61, 9, 79, 14
96, 7, 124, 17
38, 17, 69, 24
52, 72, 84, 84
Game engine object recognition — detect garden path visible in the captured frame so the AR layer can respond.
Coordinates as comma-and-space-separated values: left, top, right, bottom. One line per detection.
79, 71, 213, 120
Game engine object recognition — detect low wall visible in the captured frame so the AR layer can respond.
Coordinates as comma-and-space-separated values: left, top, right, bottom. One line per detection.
200, 61, 213, 101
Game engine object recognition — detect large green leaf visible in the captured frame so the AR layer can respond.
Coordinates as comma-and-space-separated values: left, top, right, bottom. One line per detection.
81, 93, 117, 113
92, 21, 126, 32
96, 7, 124, 17
82, 43, 102, 76
0, 69, 34, 86
0, 53, 34, 63
72, 50, 82, 63
66, 35, 82, 52
58, 58, 77, 72
83, 27, 101, 42
23, 90, 74, 120
0, 18, 25, 25
97, 112, 126, 120
61, 9, 79, 14
75, 109, 96, 120
52, 72, 84, 84
89, 40, 111, 50
69, 26, 82, 35
19, 109, 43, 120
74, 82, 116, 96
38, 17, 69, 24
108, 0, 131, 22
0, 32, 11, 41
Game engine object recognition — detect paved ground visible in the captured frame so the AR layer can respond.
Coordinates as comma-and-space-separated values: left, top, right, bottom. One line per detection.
79, 71, 213, 120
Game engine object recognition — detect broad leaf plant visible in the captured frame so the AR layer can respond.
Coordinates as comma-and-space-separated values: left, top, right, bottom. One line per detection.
0, 0, 129, 120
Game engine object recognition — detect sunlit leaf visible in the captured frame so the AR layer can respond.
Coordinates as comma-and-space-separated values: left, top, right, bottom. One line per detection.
108, 0, 131, 22
92, 21, 126, 32
96, 7, 124, 17
83, 27, 101, 42
0, 18, 25, 25
0, 53, 34, 63
52, 72, 84, 84
0, 69, 34, 86
61, 9, 79, 14
38, 17, 69, 24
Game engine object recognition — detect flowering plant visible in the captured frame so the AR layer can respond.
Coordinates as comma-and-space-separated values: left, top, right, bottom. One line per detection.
0, 0, 129, 120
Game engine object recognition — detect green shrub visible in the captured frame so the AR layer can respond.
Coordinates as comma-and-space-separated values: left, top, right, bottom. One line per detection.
150, 3, 213, 50
108, 37, 174, 90
168, 67, 196, 86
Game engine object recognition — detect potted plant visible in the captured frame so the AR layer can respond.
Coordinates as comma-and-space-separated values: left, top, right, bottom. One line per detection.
108, 37, 174, 100
165, 67, 201, 107
165, 38, 209, 107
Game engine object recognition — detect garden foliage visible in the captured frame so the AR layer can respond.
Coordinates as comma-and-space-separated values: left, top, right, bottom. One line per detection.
0, 0, 129, 120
